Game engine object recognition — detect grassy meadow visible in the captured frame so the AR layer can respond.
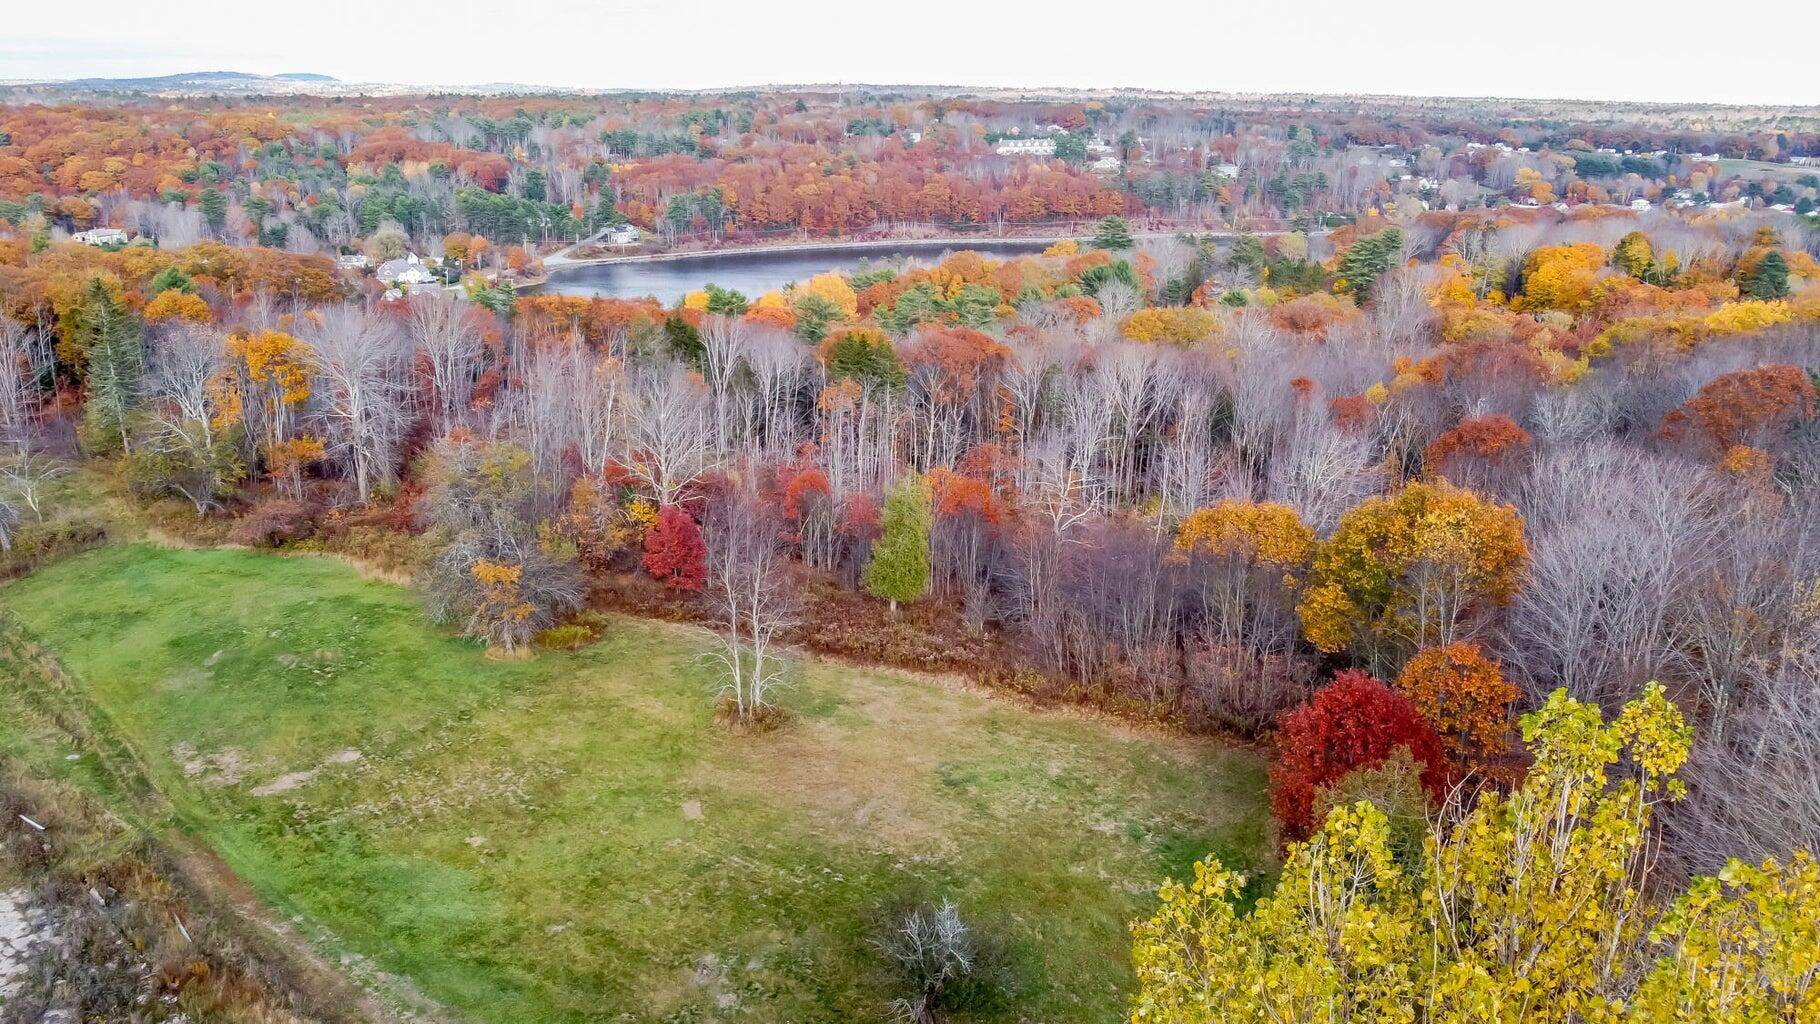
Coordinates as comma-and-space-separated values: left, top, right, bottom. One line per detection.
0, 543, 1270, 1023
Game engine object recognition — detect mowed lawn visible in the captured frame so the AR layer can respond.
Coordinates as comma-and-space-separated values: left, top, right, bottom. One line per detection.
0, 544, 1270, 1024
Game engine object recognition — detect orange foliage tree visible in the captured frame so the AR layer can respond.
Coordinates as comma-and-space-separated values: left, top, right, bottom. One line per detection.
1659, 364, 1817, 459
1394, 641, 1519, 772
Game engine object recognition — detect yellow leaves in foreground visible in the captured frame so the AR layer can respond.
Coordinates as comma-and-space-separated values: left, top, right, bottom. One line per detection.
1131, 685, 1816, 1024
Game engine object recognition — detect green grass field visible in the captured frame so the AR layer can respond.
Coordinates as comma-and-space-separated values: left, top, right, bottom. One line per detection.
0, 544, 1270, 1023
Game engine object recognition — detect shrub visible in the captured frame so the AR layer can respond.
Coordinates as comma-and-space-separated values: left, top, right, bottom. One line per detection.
1184, 642, 1309, 735
0, 510, 108, 579
228, 499, 319, 548
1269, 669, 1446, 839
534, 624, 595, 650
1310, 748, 1430, 871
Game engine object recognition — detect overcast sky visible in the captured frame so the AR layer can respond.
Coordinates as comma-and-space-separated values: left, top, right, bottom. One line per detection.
4, 0, 1816, 106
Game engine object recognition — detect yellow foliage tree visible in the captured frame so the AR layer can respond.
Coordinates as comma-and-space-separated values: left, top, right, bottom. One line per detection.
1130, 685, 1817, 1024
226, 329, 315, 494
802, 271, 859, 320
1122, 305, 1220, 346
1514, 242, 1608, 315
1297, 481, 1527, 665
142, 288, 211, 323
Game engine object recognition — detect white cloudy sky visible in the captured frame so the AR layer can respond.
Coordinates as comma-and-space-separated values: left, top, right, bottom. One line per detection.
4, 0, 1816, 106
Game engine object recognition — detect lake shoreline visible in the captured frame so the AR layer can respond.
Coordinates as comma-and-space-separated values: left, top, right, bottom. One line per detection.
533, 236, 1075, 303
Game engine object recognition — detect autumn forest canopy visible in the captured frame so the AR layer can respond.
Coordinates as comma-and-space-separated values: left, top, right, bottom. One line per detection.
0, 83, 1818, 1023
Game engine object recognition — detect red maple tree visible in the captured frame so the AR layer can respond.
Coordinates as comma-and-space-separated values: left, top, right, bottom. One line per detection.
642, 504, 706, 591
1269, 669, 1447, 838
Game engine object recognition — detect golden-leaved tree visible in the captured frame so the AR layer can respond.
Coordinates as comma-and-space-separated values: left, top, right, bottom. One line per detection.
1296, 481, 1527, 670
1129, 684, 1819, 1024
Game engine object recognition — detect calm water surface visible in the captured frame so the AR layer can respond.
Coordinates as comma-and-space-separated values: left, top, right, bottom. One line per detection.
540, 239, 1060, 304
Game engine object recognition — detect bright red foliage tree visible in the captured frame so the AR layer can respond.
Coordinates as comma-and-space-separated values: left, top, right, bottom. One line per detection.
1268, 669, 1447, 838
642, 503, 706, 591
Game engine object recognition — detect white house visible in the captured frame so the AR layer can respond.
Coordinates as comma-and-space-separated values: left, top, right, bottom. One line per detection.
1629, 198, 1652, 211
336, 253, 369, 270
604, 224, 641, 246
1090, 155, 1122, 172
375, 253, 438, 287
995, 137, 1055, 157
71, 227, 128, 246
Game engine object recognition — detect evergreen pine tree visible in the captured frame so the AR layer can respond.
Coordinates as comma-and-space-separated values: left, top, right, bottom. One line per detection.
198, 187, 228, 233
863, 476, 931, 613
76, 279, 144, 454
1745, 250, 1791, 300
1093, 215, 1134, 251
1337, 228, 1404, 300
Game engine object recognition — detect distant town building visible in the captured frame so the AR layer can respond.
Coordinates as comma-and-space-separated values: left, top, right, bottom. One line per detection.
995, 137, 1056, 157
375, 253, 438, 287
336, 253, 369, 270
71, 227, 128, 246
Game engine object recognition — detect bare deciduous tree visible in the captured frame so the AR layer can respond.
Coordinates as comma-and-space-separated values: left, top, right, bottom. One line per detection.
875, 900, 978, 1024
0, 315, 45, 452
409, 290, 486, 431
701, 486, 799, 726
302, 306, 411, 503
623, 362, 713, 506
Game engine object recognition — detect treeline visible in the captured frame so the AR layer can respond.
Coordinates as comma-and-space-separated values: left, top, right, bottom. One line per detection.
2, 209, 1820, 875
7, 90, 1818, 268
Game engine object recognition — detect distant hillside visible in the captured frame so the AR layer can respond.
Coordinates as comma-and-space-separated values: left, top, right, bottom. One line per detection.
5, 70, 562, 99
14, 70, 349, 96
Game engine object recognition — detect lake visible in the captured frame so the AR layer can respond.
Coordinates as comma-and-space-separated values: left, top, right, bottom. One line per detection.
538, 238, 1066, 304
